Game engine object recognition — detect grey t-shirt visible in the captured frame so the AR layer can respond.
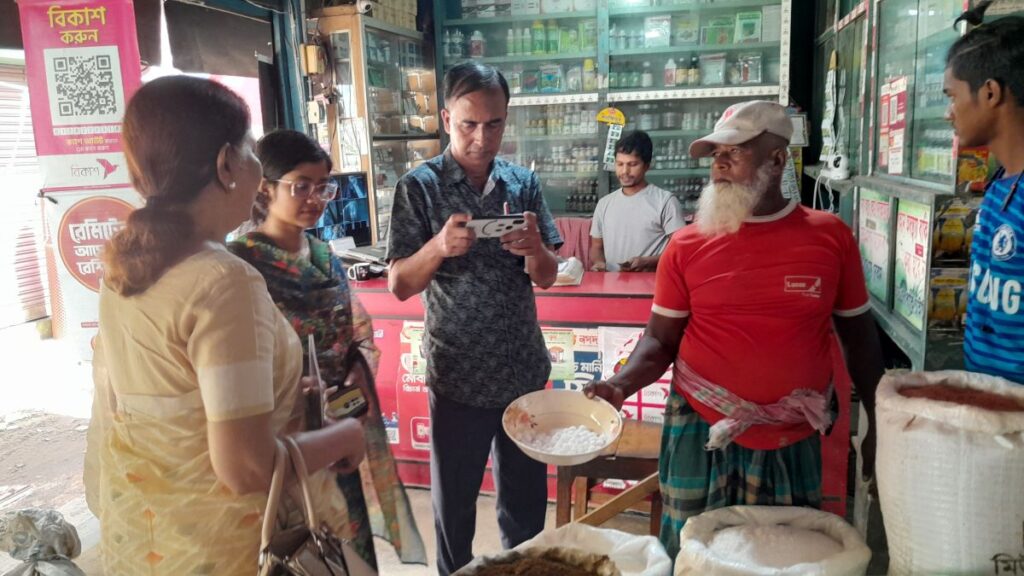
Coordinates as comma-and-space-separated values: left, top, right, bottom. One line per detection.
591, 184, 686, 271
386, 150, 563, 408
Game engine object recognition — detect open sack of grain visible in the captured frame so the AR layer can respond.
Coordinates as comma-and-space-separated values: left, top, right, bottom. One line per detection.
454, 523, 671, 576
674, 506, 871, 576
876, 370, 1024, 575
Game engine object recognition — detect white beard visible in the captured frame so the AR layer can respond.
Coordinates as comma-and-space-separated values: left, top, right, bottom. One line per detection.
695, 165, 772, 237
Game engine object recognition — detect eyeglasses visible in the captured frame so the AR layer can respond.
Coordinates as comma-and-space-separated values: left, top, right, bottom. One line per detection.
272, 179, 339, 201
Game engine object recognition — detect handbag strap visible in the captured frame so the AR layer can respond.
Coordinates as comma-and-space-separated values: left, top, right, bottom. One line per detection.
284, 435, 321, 531
260, 440, 288, 552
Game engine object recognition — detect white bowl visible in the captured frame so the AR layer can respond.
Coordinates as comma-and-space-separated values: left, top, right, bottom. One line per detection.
503, 389, 623, 466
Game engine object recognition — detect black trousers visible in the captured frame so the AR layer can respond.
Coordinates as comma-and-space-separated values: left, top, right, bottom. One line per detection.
429, 389, 547, 575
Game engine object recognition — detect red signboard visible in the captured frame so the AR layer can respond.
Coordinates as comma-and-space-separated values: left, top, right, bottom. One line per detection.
17, 0, 141, 191
56, 195, 134, 291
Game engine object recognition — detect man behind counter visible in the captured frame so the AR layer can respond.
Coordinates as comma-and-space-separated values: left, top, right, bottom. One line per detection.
590, 130, 686, 272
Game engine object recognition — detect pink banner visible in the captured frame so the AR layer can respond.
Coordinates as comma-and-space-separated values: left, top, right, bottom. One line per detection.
17, 0, 141, 191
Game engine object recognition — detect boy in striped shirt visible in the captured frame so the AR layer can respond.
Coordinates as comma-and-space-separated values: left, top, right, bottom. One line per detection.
944, 4, 1024, 383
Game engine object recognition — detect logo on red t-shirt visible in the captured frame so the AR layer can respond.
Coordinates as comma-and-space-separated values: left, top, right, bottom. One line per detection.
784, 276, 823, 298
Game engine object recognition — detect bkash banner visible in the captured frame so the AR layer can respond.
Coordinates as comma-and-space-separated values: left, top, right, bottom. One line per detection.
17, 0, 141, 191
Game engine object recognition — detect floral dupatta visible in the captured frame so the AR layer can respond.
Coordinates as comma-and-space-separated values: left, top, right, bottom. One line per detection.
229, 233, 426, 566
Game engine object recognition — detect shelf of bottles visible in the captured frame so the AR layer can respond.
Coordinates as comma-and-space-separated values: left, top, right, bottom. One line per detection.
873, 0, 960, 185
607, 0, 784, 96
440, 0, 600, 99
607, 98, 739, 220
435, 0, 789, 215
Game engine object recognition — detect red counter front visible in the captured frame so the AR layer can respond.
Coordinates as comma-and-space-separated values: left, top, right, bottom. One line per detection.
355, 272, 851, 516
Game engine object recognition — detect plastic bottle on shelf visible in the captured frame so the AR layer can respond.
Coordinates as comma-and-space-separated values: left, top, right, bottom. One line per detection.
452, 29, 465, 58
566, 28, 579, 53
583, 59, 597, 91
664, 58, 677, 88
676, 59, 689, 86
443, 30, 452, 59
689, 55, 700, 85
641, 61, 654, 88
507, 29, 516, 56
547, 20, 560, 54
622, 64, 638, 88
566, 63, 583, 92
609, 67, 620, 89
532, 20, 546, 55
470, 30, 486, 58
522, 27, 532, 56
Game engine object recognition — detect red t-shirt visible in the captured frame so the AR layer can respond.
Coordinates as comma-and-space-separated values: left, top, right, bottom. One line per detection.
654, 203, 870, 449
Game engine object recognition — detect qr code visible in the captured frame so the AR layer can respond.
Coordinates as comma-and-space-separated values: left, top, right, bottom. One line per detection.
44, 46, 125, 126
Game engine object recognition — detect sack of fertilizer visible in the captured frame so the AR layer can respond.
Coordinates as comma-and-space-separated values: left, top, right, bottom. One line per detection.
674, 506, 871, 576
876, 370, 1024, 575
456, 523, 671, 576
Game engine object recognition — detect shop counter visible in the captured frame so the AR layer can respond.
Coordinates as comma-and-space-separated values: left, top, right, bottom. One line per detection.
354, 271, 853, 517
353, 272, 657, 327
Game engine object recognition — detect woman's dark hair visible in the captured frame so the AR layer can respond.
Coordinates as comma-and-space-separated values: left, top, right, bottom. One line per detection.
250, 129, 333, 224
444, 62, 510, 104
615, 130, 654, 165
948, 2, 1024, 104
103, 76, 250, 296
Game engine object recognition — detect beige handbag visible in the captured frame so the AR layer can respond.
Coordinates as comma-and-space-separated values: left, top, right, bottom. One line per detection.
257, 437, 377, 576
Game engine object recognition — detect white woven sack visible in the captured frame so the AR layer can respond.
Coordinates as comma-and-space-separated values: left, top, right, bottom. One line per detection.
674, 505, 871, 576
876, 370, 1024, 575
514, 523, 672, 576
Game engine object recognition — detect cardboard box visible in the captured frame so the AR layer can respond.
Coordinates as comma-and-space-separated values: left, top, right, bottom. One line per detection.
701, 17, 735, 45
735, 11, 763, 43
511, 0, 541, 15
644, 15, 671, 47
928, 268, 969, 331
762, 5, 781, 43
672, 11, 699, 45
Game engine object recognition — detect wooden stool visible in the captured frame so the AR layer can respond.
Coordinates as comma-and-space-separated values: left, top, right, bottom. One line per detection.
555, 420, 663, 535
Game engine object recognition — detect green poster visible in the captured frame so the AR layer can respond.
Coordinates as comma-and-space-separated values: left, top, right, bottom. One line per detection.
399, 321, 427, 375
858, 189, 892, 303
543, 327, 576, 381
894, 199, 931, 331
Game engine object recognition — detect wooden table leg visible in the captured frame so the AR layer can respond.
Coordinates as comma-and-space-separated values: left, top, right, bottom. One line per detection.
649, 489, 663, 536
578, 473, 660, 527
556, 466, 573, 527
573, 477, 589, 520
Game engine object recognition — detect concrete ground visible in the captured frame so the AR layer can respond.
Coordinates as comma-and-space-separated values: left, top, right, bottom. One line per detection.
0, 322, 650, 575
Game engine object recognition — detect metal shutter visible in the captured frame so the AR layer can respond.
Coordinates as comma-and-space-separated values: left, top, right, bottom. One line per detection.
0, 63, 48, 328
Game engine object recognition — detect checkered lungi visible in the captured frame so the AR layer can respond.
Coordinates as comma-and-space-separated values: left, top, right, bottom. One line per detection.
658, 389, 823, 560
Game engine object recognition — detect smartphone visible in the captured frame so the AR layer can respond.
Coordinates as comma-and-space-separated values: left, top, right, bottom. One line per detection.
464, 215, 527, 238
304, 334, 325, 430
325, 344, 370, 420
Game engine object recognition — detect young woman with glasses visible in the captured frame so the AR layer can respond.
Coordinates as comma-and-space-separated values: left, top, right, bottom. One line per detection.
228, 129, 426, 569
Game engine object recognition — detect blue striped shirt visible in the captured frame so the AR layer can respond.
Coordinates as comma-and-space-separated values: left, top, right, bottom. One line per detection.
965, 171, 1024, 384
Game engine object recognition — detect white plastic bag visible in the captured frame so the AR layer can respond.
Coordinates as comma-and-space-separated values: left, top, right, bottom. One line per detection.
675, 506, 871, 576
516, 523, 672, 576
876, 370, 1024, 576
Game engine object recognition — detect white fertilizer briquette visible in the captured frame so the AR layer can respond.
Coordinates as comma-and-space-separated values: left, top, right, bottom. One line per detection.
708, 524, 843, 568
521, 425, 608, 455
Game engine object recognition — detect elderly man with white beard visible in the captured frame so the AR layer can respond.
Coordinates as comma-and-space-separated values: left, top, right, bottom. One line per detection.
585, 101, 885, 559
